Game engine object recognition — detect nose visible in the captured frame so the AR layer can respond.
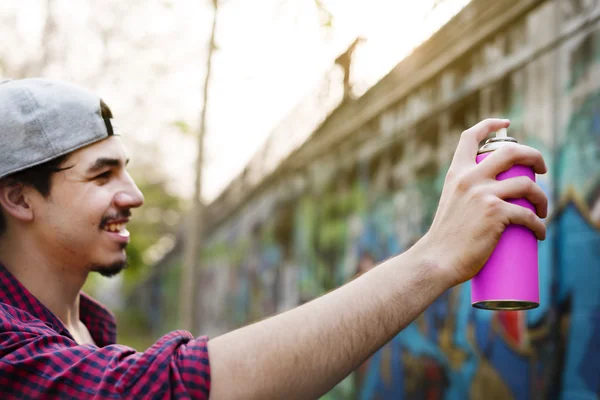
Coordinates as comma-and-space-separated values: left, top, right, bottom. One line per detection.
113, 175, 144, 209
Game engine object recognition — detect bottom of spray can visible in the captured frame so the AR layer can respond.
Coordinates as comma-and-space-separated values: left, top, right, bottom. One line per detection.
472, 300, 539, 311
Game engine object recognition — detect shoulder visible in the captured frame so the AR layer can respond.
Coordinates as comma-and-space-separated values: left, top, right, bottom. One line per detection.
0, 301, 56, 337
0, 302, 80, 365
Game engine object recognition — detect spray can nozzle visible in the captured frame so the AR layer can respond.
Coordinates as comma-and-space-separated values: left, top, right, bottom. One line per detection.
478, 128, 517, 154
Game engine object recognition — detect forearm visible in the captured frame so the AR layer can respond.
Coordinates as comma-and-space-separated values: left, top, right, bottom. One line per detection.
207, 236, 450, 399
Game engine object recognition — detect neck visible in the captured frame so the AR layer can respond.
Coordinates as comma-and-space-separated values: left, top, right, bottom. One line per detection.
0, 233, 88, 328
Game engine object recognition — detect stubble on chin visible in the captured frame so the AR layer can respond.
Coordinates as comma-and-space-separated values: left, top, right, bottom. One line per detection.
89, 243, 129, 278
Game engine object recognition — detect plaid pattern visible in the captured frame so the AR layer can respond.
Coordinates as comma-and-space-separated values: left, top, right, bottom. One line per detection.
0, 264, 211, 399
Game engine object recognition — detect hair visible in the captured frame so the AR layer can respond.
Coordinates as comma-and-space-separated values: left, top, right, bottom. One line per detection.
0, 99, 114, 236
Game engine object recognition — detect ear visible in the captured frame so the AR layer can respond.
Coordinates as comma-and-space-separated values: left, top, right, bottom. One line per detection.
0, 180, 34, 223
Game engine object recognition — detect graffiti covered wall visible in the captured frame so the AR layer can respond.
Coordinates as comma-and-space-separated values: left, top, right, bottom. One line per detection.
144, 0, 600, 398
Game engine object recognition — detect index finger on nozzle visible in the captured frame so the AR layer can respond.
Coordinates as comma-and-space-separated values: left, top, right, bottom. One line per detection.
453, 119, 510, 166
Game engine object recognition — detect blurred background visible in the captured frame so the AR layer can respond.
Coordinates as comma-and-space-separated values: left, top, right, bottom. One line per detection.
2, 0, 599, 398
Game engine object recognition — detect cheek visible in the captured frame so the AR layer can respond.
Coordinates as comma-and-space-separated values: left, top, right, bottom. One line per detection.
44, 198, 105, 234
65, 189, 112, 223
44, 183, 115, 231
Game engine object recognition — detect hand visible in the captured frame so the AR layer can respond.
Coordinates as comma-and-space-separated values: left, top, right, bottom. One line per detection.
421, 119, 548, 286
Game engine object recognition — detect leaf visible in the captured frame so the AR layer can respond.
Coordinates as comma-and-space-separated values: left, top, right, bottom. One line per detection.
314, 0, 333, 29
172, 120, 193, 135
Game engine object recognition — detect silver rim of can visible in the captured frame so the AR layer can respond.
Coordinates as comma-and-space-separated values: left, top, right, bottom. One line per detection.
477, 136, 518, 154
472, 300, 539, 310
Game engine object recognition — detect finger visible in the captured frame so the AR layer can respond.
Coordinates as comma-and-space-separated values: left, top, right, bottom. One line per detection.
452, 119, 510, 167
478, 143, 547, 176
492, 176, 548, 218
503, 202, 546, 240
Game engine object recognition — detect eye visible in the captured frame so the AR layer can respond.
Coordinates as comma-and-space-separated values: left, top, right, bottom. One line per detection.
95, 171, 112, 181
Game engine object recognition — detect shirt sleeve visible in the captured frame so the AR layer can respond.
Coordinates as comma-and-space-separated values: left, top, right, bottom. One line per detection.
0, 326, 211, 399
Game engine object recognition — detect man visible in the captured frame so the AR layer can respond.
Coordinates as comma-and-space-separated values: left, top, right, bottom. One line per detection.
0, 78, 548, 399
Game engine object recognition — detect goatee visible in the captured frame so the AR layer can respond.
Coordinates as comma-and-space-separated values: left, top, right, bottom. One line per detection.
90, 258, 129, 278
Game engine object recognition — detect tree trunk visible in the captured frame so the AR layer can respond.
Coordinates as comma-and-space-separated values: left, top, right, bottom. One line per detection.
179, 0, 219, 333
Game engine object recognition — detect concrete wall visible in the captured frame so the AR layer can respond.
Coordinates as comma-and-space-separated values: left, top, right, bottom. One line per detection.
146, 0, 600, 398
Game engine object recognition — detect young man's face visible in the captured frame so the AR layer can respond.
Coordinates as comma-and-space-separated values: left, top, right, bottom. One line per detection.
32, 136, 144, 277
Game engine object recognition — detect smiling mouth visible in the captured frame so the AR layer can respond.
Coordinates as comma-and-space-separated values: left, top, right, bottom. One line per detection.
102, 223, 130, 237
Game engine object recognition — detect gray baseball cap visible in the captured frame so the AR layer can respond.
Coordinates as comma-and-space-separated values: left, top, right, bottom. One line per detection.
0, 78, 116, 180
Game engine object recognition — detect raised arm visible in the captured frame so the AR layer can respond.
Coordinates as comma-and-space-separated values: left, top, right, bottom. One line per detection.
207, 119, 548, 399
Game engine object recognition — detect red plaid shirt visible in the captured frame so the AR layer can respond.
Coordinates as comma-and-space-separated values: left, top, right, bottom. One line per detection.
0, 264, 211, 399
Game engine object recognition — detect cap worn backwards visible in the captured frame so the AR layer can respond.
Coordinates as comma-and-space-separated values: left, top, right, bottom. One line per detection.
0, 78, 116, 180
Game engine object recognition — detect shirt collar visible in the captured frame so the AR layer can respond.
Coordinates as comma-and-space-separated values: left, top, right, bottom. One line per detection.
0, 263, 117, 346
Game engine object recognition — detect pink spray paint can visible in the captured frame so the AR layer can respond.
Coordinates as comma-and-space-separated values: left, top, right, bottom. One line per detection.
471, 128, 539, 310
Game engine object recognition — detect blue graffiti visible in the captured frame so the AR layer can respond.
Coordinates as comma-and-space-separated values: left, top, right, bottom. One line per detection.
356, 199, 600, 400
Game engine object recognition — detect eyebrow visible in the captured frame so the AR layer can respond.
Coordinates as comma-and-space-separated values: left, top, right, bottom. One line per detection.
86, 157, 130, 174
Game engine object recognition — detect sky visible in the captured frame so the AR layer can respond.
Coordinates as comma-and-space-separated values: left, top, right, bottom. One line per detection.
203, 0, 471, 201
1, 0, 471, 201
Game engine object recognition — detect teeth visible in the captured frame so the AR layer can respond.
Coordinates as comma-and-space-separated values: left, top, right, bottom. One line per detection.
105, 223, 125, 232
